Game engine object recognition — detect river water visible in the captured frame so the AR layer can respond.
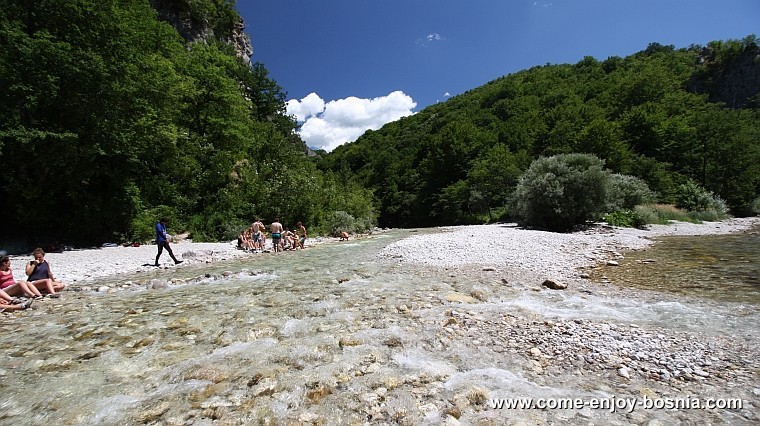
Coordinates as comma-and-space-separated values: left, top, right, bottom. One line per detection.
0, 229, 758, 425
593, 230, 760, 304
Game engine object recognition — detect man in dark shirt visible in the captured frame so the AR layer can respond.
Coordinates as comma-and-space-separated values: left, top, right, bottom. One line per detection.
155, 218, 183, 266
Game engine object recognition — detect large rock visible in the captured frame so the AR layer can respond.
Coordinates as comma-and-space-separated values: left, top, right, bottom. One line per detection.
149, 279, 169, 290
541, 279, 567, 290
444, 292, 479, 303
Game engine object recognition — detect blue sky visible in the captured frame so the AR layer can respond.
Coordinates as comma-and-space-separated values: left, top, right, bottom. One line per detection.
238, 0, 758, 151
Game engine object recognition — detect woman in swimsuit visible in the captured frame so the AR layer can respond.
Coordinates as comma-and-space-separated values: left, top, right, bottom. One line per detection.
25, 248, 64, 296
0, 255, 42, 299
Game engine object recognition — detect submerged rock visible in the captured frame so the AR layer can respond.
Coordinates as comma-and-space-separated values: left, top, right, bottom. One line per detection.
444, 292, 479, 303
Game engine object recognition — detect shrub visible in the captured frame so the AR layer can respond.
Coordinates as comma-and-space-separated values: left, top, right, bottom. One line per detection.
353, 214, 376, 233
687, 209, 730, 222
602, 210, 647, 228
325, 211, 355, 237
675, 181, 729, 214
188, 213, 248, 242
606, 174, 655, 211
632, 203, 730, 225
752, 196, 760, 216
633, 205, 665, 225
510, 153, 610, 231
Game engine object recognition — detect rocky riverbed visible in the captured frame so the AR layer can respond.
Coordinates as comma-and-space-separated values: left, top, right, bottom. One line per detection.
1, 219, 758, 424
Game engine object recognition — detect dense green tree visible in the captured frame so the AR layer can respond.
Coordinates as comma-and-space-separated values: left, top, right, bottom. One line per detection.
0, 0, 376, 245
321, 35, 760, 227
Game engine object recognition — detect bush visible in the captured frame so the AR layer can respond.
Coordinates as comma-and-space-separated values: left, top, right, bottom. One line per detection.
186, 213, 248, 242
752, 197, 760, 216
606, 174, 655, 211
325, 211, 356, 237
510, 153, 610, 231
633, 205, 665, 225
353, 215, 376, 233
632, 203, 730, 225
675, 181, 729, 214
602, 210, 647, 228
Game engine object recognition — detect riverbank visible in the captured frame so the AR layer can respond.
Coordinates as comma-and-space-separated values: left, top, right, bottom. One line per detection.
5, 235, 347, 286
1, 219, 758, 424
380, 217, 760, 282
7, 217, 759, 288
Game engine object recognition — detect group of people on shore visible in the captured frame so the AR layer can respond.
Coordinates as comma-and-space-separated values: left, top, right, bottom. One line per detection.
237, 218, 307, 254
0, 248, 66, 312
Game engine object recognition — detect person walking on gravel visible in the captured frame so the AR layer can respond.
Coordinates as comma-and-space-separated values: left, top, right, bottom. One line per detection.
154, 218, 183, 266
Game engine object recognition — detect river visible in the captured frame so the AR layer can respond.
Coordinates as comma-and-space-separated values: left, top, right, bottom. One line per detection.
0, 229, 757, 425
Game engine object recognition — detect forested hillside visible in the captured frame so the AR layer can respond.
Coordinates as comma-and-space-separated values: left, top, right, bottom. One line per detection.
0, 0, 375, 246
319, 38, 760, 228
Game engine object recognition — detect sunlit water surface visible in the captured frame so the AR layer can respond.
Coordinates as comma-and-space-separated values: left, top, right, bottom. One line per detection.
0, 229, 757, 424
594, 228, 760, 304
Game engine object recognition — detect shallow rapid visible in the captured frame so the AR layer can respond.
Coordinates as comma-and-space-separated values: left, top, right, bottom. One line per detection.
0, 229, 757, 425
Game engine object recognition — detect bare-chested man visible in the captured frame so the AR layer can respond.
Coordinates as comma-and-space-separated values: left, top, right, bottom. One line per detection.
270, 218, 283, 253
251, 218, 265, 252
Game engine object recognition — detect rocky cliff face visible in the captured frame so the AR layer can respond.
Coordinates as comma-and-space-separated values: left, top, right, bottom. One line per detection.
689, 43, 760, 109
148, 0, 253, 64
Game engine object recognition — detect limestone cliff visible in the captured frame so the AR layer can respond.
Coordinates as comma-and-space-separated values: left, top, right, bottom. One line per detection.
148, 0, 253, 63
689, 40, 760, 108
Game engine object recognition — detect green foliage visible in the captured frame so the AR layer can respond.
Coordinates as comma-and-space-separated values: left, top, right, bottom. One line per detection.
633, 203, 730, 225
602, 210, 647, 228
1, 2, 756, 244
606, 174, 656, 211
130, 206, 179, 243
324, 211, 355, 237
675, 181, 729, 214
321, 35, 759, 227
752, 197, 760, 216
320, 208, 376, 237
511, 154, 610, 231
633, 205, 669, 225
0, 0, 376, 245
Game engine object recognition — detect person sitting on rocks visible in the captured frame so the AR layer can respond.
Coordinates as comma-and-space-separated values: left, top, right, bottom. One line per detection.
245, 228, 256, 251
0, 287, 33, 312
1, 255, 43, 299
282, 228, 295, 250
238, 228, 254, 251
25, 248, 64, 297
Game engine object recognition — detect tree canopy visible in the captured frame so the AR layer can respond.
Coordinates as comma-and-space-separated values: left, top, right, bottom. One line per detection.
2, 1, 757, 243
318, 37, 760, 227
0, 0, 376, 245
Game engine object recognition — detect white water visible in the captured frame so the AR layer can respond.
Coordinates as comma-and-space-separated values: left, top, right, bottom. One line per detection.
0, 230, 756, 424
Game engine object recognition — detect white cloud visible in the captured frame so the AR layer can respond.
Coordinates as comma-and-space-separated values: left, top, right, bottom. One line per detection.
285, 92, 324, 122
286, 91, 417, 152
415, 33, 445, 47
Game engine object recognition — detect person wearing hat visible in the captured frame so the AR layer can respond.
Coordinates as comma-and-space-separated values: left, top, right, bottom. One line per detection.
154, 218, 183, 266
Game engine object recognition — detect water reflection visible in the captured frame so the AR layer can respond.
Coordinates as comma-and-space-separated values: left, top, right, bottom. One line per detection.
593, 229, 760, 304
